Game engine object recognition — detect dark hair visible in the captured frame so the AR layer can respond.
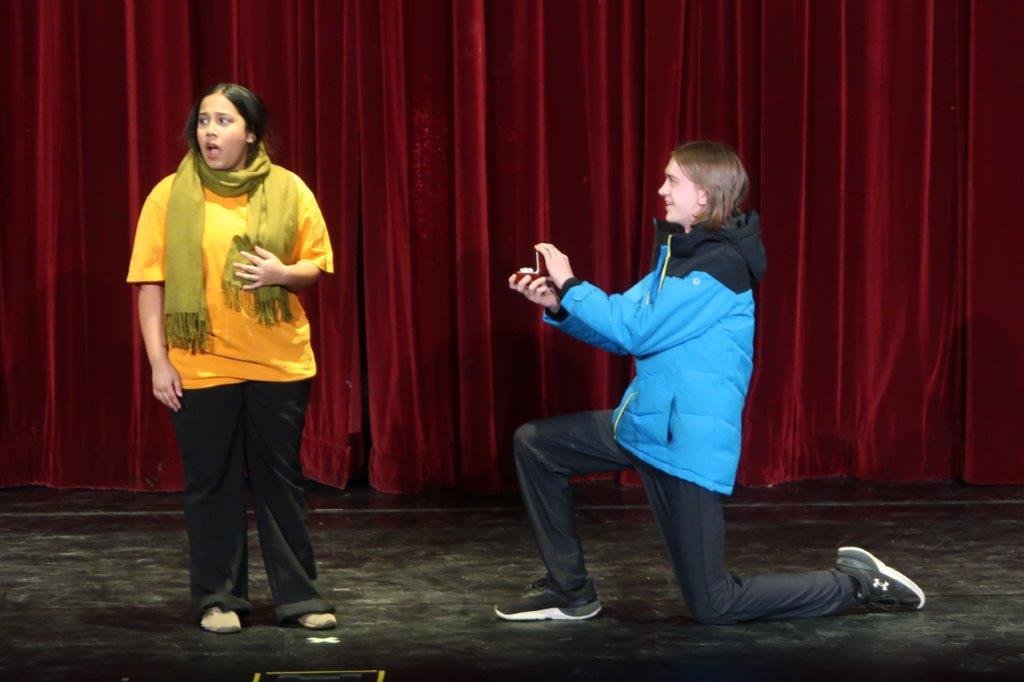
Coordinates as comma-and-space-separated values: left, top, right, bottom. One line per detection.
183, 83, 268, 167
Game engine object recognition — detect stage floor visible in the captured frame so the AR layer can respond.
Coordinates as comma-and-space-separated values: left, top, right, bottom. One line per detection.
1, 479, 1022, 681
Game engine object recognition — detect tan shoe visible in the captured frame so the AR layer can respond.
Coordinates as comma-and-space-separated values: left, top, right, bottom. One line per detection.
200, 606, 241, 634
297, 612, 337, 630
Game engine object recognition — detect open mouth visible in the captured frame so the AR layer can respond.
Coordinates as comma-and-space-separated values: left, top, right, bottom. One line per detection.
205, 143, 222, 159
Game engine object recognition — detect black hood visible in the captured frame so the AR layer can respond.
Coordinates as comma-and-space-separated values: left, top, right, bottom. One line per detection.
651, 210, 766, 283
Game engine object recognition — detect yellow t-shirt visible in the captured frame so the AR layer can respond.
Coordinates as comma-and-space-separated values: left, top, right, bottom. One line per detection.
127, 170, 334, 389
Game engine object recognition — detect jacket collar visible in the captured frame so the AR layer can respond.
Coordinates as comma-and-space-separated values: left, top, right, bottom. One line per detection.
650, 211, 766, 283
650, 219, 722, 268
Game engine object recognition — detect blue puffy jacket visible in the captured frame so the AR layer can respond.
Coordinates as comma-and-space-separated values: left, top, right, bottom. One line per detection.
545, 211, 766, 495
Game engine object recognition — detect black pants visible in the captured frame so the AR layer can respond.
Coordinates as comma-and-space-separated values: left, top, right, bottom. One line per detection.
170, 379, 333, 623
514, 410, 859, 624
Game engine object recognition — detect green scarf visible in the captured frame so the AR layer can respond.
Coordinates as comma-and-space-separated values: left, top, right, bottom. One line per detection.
164, 147, 298, 353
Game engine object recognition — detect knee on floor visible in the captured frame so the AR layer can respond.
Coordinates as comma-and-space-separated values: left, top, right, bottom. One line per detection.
513, 422, 541, 454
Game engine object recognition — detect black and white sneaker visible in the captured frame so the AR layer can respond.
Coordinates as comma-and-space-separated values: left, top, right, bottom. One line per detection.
836, 546, 925, 609
494, 577, 602, 621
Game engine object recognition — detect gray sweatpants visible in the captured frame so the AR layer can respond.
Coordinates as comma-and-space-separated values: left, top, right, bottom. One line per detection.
513, 410, 859, 624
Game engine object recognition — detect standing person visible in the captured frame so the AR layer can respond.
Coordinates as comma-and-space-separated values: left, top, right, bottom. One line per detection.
128, 83, 336, 633
497, 140, 924, 623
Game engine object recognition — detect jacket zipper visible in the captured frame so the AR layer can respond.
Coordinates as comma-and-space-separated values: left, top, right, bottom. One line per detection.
612, 392, 638, 437
657, 233, 672, 292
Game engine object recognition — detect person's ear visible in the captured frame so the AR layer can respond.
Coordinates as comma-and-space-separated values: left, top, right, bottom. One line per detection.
696, 187, 709, 207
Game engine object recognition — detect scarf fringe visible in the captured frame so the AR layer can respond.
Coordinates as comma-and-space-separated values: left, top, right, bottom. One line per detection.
222, 281, 294, 327
165, 312, 209, 354
255, 293, 294, 327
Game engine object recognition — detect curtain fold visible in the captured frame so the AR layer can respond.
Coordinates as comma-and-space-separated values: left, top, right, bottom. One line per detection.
964, 0, 1024, 484
1, 0, 1020, 493
452, 0, 501, 491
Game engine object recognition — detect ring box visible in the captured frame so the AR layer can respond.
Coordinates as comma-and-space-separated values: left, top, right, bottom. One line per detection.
512, 253, 547, 283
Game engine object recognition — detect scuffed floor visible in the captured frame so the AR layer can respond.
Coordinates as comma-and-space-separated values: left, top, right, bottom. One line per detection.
1, 479, 1022, 681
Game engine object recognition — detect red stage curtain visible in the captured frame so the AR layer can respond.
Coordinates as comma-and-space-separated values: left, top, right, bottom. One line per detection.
1, 0, 1021, 493
964, 0, 1024, 484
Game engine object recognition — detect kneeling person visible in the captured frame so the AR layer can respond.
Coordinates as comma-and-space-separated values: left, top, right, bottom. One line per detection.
497, 141, 924, 624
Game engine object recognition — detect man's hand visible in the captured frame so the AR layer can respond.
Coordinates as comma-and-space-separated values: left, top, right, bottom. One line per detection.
508, 273, 561, 313
534, 243, 574, 289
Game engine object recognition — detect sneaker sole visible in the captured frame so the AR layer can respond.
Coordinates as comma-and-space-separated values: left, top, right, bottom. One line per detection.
838, 546, 926, 609
298, 617, 337, 630
494, 603, 602, 621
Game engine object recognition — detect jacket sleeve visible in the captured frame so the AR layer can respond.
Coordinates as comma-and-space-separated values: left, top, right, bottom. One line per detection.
556, 271, 743, 357
542, 272, 655, 355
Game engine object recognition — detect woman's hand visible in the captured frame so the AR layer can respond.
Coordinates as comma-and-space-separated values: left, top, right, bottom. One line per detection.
151, 357, 183, 412
235, 245, 288, 290
534, 243, 574, 289
508, 273, 561, 313
137, 283, 182, 412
